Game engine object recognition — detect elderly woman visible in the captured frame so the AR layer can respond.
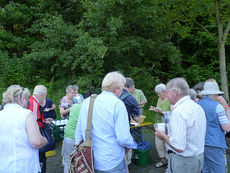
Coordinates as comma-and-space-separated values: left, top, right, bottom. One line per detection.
149, 83, 170, 169
73, 84, 84, 104
59, 85, 75, 118
0, 85, 47, 173
198, 80, 230, 172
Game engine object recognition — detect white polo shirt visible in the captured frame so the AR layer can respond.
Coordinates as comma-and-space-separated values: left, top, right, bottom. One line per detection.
168, 96, 206, 157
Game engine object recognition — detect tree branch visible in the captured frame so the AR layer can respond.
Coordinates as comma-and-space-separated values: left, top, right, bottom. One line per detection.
181, 10, 218, 43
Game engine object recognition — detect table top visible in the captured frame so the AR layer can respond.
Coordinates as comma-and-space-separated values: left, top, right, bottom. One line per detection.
130, 121, 153, 128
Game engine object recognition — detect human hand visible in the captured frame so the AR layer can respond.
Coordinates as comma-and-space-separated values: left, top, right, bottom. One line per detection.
44, 108, 50, 112
149, 106, 155, 111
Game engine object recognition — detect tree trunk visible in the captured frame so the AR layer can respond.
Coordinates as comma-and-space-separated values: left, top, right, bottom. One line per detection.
219, 43, 229, 102
215, 0, 229, 102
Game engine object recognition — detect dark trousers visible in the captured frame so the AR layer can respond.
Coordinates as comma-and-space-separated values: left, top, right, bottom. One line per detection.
39, 152, 46, 173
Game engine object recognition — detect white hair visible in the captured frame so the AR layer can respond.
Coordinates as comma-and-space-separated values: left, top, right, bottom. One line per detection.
102, 71, 125, 92
155, 83, 166, 94
33, 85, 47, 95
167, 78, 189, 96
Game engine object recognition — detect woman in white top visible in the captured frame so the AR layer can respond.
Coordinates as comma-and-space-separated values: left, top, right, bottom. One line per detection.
0, 85, 48, 173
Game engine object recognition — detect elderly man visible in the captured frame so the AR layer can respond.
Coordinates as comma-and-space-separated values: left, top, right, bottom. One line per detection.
198, 80, 230, 173
155, 78, 206, 173
75, 71, 137, 173
28, 85, 53, 173
126, 78, 147, 115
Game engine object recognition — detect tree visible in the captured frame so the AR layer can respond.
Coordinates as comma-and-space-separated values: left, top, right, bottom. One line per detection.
160, 0, 230, 101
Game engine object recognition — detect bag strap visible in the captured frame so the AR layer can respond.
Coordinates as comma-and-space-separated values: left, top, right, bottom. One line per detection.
120, 92, 130, 100
85, 94, 97, 140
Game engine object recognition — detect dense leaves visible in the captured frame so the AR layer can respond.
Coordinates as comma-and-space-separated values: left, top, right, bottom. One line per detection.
0, 0, 229, 112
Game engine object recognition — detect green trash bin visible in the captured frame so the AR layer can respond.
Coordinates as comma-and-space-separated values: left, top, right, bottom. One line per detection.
134, 149, 150, 166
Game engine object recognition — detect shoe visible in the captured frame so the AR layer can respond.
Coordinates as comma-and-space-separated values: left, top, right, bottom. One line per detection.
165, 168, 168, 173
155, 161, 167, 168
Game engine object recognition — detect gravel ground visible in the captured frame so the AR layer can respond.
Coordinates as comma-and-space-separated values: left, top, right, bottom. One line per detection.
46, 127, 230, 173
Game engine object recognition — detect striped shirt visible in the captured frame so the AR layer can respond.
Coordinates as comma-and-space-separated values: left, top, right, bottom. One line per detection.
168, 96, 206, 157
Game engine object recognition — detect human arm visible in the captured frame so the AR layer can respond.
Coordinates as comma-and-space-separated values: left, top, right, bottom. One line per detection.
217, 96, 230, 111
75, 108, 84, 145
60, 107, 71, 116
139, 90, 147, 106
216, 104, 230, 132
115, 102, 137, 149
155, 130, 183, 153
25, 112, 48, 148
45, 103, 56, 112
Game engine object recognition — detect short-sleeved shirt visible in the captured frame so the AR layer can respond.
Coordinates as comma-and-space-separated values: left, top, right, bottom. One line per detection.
59, 97, 74, 117
41, 98, 56, 119
168, 96, 206, 157
131, 88, 147, 108
64, 104, 81, 139
73, 94, 84, 104
155, 97, 170, 123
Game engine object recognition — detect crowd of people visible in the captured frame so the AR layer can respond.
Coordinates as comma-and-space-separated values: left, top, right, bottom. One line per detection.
0, 71, 230, 173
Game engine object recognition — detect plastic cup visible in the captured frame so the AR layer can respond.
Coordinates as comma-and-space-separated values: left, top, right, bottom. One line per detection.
56, 120, 61, 126
65, 119, 68, 125
61, 120, 65, 125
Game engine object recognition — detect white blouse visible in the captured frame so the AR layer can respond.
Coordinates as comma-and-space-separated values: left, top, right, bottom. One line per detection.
0, 103, 40, 173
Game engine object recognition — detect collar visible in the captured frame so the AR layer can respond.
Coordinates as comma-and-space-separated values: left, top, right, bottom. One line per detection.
172, 95, 190, 110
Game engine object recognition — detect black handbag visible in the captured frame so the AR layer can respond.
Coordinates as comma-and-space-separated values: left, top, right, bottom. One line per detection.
39, 124, 56, 153
38, 106, 55, 153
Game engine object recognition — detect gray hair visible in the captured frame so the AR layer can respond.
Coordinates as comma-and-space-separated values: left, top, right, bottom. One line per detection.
193, 82, 204, 92
2, 85, 31, 106
102, 71, 126, 92
189, 88, 197, 100
125, 78, 135, 88
33, 85, 47, 95
72, 84, 79, 91
66, 85, 74, 94
155, 83, 166, 94
167, 78, 189, 96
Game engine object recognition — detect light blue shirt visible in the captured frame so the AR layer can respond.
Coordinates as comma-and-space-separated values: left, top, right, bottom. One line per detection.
75, 91, 137, 171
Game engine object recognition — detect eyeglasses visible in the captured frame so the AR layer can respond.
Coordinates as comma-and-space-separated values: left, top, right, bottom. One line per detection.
14, 87, 24, 99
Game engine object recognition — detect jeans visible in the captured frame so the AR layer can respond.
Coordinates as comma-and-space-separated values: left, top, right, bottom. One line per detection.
95, 159, 127, 173
203, 146, 225, 173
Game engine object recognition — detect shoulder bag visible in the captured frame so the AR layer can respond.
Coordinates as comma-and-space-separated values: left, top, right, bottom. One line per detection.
69, 94, 97, 173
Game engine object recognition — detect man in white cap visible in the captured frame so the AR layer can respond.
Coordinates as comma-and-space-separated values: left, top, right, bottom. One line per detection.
198, 80, 230, 173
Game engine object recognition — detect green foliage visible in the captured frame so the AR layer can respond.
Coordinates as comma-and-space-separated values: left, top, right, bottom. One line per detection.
0, 0, 229, 107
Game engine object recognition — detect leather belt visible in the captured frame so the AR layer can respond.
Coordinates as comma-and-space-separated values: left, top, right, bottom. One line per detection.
167, 150, 176, 154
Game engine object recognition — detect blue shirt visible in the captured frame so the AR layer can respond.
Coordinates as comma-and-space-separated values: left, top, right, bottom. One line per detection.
75, 91, 137, 171
41, 98, 56, 119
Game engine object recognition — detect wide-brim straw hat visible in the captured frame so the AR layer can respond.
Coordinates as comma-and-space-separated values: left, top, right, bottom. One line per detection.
199, 81, 224, 95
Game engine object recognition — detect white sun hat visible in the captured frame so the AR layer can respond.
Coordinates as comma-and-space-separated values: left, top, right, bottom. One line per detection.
199, 81, 224, 95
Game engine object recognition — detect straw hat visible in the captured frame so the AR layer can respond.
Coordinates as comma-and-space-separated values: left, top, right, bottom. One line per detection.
199, 81, 224, 95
